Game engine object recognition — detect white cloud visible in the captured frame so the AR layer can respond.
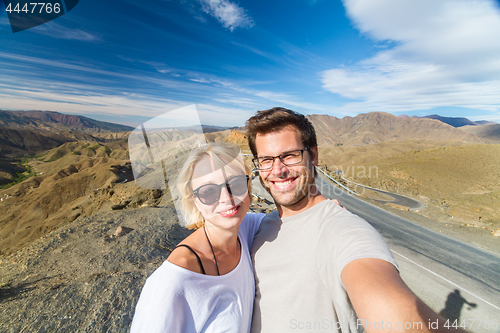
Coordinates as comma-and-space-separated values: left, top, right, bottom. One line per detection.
199, 0, 254, 31
322, 0, 500, 115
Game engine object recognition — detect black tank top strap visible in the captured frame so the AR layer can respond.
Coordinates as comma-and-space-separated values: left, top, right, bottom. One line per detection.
174, 244, 206, 275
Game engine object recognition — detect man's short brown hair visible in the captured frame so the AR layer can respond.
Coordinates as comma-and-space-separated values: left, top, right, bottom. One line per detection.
246, 107, 317, 157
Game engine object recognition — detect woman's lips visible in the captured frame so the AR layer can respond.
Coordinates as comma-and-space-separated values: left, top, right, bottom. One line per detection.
219, 205, 240, 217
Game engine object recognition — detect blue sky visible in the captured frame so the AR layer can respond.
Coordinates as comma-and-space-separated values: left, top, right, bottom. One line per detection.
1, 0, 500, 127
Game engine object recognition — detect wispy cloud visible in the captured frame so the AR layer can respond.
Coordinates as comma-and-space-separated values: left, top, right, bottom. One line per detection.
199, 0, 254, 31
0, 17, 10, 26
322, 0, 500, 117
213, 95, 262, 109
255, 91, 326, 112
0, 85, 255, 126
231, 42, 277, 61
0, 48, 327, 124
31, 21, 101, 41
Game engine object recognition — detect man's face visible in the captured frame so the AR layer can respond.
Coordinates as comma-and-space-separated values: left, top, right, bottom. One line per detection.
254, 126, 318, 209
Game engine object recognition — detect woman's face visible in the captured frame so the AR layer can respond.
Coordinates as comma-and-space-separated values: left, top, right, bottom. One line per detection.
191, 154, 250, 231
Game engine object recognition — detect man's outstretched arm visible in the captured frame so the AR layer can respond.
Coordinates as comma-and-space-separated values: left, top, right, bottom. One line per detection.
342, 258, 467, 333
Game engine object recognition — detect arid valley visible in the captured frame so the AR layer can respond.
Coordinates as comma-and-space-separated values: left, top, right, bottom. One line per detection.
1, 110, 499, 331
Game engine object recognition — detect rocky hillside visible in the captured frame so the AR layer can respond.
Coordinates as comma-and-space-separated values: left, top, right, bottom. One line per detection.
0, 142, 133, 257
0, 127, 90, 158
0, 110, 133, 186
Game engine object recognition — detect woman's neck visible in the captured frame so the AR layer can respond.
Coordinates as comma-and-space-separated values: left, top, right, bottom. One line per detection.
203, 224, 240, 255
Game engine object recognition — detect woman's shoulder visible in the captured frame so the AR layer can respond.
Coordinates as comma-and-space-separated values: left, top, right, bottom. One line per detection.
167, 231, 205, 274
240, 212, 266, 247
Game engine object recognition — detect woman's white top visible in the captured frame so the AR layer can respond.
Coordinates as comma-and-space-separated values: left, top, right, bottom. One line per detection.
130, 213, 265, 333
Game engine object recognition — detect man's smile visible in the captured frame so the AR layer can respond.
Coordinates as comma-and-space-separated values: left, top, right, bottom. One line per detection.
270, 177, 298, 190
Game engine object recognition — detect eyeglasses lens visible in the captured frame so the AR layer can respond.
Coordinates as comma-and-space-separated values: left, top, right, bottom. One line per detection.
254, 149, 305, 170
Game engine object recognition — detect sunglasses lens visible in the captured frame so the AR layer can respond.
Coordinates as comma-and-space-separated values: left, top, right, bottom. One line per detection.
197, 185, 220, 205
194, 175, 249, 205
228, 176, 248, 196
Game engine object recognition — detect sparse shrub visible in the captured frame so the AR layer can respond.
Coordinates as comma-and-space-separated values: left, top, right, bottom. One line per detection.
104, 146, 112, 156
33, 152, 48, 160
72, 151, 82, 155
0, 162, 37, 189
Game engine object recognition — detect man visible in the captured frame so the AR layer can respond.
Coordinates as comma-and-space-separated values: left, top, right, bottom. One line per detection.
246, 107, 464, 333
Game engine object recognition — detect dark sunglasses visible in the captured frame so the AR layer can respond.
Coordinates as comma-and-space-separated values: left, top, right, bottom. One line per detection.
192, 175, 250, 205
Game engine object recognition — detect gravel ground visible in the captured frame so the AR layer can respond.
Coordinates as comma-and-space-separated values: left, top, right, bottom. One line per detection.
0, 198, 273, 333
0, 205, 191, 333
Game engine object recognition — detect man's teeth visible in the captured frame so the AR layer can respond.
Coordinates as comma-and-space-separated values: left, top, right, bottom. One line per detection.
222, 207, 237, 214
275, 179, 292, 186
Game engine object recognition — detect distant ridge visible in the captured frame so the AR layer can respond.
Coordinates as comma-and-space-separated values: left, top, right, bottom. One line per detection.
398, 114, 496, 128
422, 114, 477, 127
475, 120, 496, 125
0, 110, 134, 133
148, 124, 237, 133
307, 112, 487, 146
460, 123, 500, 143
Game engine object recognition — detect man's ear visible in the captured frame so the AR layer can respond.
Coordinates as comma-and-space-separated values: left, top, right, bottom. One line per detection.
309, 146, 319, 166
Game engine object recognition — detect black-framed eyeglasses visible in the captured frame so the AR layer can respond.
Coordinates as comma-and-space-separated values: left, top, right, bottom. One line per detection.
252, 147, 309, 171
192, 175, 250, 205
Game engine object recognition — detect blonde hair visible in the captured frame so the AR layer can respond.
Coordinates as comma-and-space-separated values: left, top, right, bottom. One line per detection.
177, 142, 252, 229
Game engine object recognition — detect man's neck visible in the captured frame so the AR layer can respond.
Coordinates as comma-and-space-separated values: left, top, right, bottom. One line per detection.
277, 186, 327, 218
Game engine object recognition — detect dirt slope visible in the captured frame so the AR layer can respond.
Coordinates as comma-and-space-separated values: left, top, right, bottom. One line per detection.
346, 144, 500, 229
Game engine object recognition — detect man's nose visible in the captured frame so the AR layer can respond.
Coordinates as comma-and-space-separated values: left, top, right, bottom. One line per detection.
270, 157, 288, 176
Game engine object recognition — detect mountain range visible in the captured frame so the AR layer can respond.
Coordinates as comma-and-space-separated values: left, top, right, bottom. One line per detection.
0, 110, 134, 133
307, 112, 499, 146
0, 110, 133, 159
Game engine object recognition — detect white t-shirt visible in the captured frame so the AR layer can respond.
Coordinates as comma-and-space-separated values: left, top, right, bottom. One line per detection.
250, 200, 398, 333
130, 213, 265, 333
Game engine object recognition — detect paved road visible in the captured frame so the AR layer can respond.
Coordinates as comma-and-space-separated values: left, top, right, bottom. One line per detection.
315, 174, 500, 333
334, 170, 423, 210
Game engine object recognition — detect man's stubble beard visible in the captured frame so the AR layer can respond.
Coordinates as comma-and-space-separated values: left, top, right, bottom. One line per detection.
260, 161, 316, 208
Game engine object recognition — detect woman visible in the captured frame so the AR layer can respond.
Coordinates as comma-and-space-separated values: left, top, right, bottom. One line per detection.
130, 142, 265, 333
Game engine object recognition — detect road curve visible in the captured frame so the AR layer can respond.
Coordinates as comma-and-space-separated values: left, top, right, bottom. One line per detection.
337, 171, 423, 210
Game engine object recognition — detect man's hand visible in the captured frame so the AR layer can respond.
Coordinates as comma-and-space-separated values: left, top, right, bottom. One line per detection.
342, 258, 467, 333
